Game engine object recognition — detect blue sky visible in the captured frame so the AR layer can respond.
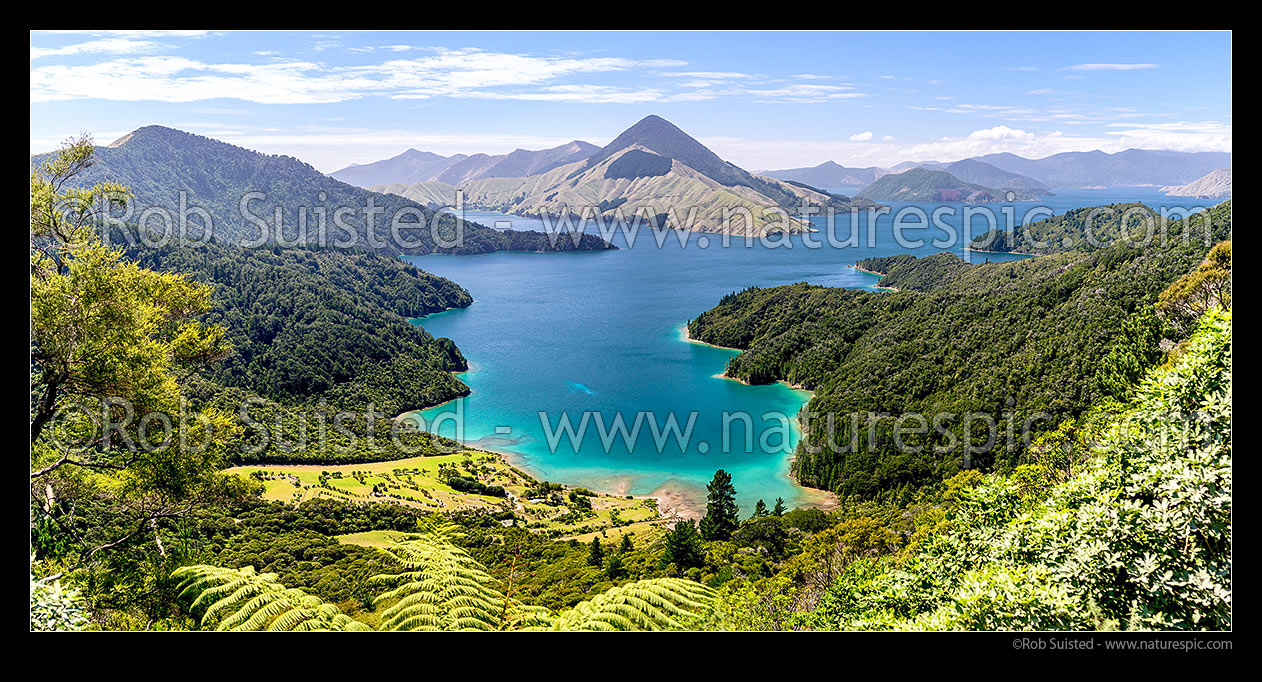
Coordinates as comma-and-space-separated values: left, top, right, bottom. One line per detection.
30, 30, 1231, 172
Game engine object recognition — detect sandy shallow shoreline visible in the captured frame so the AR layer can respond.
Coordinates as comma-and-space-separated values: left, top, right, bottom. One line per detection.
368, 324, 840, 524
964, 247, 1036, 256
680, 324, 835, 515
682, 324, 810, 392
846, 264, 900, 292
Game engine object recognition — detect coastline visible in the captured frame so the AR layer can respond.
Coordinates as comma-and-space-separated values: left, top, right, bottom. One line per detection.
390, 322, 837, 525
846, 264, 900, 292
680, 324, 836, 513
478, 443, 706, 520
963, 247, 1037, 257
454, 324, 836, 521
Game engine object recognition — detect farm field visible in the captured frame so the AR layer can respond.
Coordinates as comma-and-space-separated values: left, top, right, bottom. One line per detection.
228, 450, 665, 542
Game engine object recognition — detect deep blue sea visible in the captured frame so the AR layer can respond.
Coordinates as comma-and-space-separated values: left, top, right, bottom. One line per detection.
404, 188, 1219, 512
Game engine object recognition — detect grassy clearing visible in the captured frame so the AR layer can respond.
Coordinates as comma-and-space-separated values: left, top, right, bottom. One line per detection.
227, 450, 665, 542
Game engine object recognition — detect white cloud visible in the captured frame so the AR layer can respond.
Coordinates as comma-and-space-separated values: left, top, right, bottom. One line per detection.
660, 71, 753, 79
30, 56, 375, 104
744, 83, 868, 103
30, 42, 879, 107
849, 131, 873, 141
1066, 63, 1159, 71
1103, 120, 1232, 152
28, 49, 692, 105
30, 37, 161, 60
459, 84, 669, 104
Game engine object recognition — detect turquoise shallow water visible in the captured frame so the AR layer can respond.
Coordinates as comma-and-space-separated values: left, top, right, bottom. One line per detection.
405, 189, 1219, 511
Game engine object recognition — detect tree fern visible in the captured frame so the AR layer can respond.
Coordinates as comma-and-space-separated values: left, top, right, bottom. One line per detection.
174, 526, 717, 631
172, 565, 371, 631
546, 578, 718, 631
370, 527, 537, 631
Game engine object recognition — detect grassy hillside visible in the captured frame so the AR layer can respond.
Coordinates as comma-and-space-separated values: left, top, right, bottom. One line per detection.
943, 158, 1052, 196
42, 126, 613, 255
373, 116, 881, 237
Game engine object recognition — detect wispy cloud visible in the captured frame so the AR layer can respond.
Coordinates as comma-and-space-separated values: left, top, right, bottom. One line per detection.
660, 71, 754, 79
29, 49, 692, 104
30, 37, 162, 60
1065, 63, 1160, 71
28, 46, 877, 106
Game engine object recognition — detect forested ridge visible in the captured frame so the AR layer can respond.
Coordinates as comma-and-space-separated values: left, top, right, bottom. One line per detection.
35, 125, 615, 256
854, 252, 970, 292
118, 233, 472, 413
689, 201, 1231, 499
970, 202, 1191, 255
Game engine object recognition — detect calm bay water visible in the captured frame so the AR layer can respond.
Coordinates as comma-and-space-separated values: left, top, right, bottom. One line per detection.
406, 188, 1218, 512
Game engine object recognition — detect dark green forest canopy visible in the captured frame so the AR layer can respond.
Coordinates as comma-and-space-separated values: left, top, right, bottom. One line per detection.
688, 201, 1231, 499
122, 237, 472, 414
36, 126, 614, 256
855, 252, 970, 292
970, 202, 1219, 255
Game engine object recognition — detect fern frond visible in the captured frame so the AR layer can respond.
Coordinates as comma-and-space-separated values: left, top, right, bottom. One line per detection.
551, 578, 718, 631
371, 531, 512, 630
173, 565, 371, 631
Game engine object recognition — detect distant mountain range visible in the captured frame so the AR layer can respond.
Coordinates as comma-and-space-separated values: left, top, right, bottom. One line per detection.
856, 167, 1041, 203
765, 149, 1231, 191
920, 159, 1053, 196
1161, 168, 1231, 199
972, 149, 1231, 189
370, 115, 880, 236
32, 126, 613, 255
761, 161, 886, 188
331, 141, 600, 187
761, 158, 1052, 196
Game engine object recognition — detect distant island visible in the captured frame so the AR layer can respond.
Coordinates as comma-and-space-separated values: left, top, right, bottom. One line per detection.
1162, 168, 1231, 199
856, 167, 1041, 203
760, 160, 885, 188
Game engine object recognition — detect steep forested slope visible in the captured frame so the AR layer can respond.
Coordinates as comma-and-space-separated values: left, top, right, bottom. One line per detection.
970, 202, 1223, 255
804, 308, 1231, 630
688, 201, 1231, 498
122, 237, 471, 414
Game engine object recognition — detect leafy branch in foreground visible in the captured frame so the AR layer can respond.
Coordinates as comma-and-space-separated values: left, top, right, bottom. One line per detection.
31, 135, 239, 589
175, 527, 718, 631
